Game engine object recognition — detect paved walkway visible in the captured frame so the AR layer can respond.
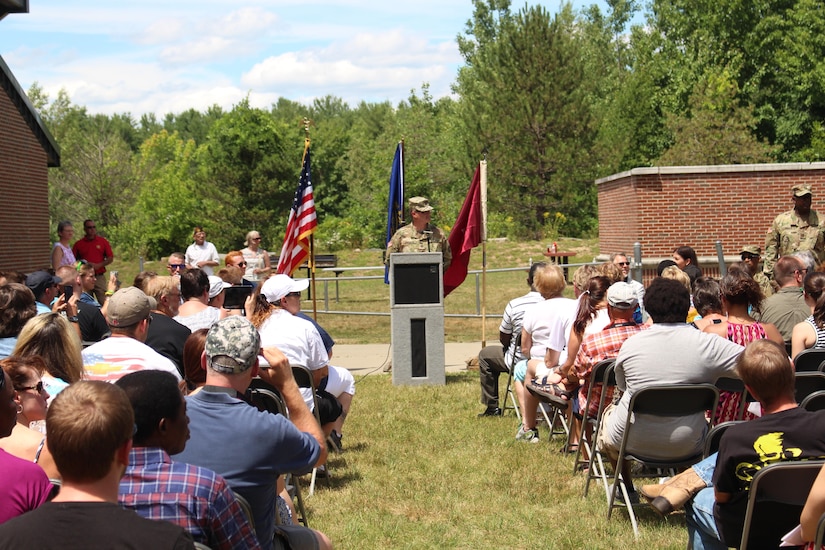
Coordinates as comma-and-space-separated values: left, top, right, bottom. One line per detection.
331, 342, 485, 378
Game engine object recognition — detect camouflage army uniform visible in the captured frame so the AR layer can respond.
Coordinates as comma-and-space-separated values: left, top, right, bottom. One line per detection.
386, 223, 452, 269
763, 209, 825, 278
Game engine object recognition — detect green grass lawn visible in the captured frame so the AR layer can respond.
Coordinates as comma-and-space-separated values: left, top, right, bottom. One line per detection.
304, 372, 688, 549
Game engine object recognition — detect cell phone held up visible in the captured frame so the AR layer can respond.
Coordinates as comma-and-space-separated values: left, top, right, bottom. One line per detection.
63, 285, 73, 301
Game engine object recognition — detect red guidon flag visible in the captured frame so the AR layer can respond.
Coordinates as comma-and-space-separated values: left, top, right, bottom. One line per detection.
444, 164, 482, 296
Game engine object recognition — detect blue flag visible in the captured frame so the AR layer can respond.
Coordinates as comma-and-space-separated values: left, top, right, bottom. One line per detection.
384, 143, 404, 284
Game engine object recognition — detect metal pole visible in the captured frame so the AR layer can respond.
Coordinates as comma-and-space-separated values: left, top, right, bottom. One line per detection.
632, 243, 642, 283
716, 240, 727, 277
475, 273, 481, 315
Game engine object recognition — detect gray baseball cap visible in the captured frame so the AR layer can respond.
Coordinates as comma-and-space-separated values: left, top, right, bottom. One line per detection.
205, 316, 261, 374
606, 282, 638, 310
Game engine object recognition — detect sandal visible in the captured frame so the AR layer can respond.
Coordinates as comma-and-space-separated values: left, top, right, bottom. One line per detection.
528, 376, 574, 408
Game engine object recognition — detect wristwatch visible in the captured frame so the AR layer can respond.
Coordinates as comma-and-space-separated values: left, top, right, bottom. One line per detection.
67, 316, 79, 323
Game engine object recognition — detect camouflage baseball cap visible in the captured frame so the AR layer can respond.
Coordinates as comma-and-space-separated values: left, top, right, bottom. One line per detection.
409, 196, 433, 212
793, 184, 813, 197
740, 245, 761, 256
205, 316, 261, 374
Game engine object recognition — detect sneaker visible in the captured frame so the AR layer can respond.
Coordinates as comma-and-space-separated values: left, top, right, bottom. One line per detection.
515, 425, 540, 443
329, 430, 343, 452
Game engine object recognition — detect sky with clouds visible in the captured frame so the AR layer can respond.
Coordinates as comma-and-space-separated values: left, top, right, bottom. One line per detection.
0, 1, 621, 118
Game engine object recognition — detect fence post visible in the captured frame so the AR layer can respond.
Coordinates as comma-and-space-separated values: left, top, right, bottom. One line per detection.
716, 240, 727, 277
475, 273, 481, 315
632, 243, 642, 284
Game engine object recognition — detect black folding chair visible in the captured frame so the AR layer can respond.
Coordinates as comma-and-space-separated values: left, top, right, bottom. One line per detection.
794, 349, 825, 372
575, 359, 615, 476
803, 390, 825, 412
606, 384, 719, 538
796, 372, 825, 404
703, 421, 743, 459
291, 364, 331, 496
739, 461, 825, 549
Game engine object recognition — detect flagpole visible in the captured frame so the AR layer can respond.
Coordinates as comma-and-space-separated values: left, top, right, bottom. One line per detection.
300, 119, 318, 320
480, 158, 488, 347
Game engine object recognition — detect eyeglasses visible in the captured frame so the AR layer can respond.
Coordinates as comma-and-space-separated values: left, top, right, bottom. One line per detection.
286, 292, 302, 298
147, 314, 154, 324
235, 261, 247, 267
16, 381, 44, 394
795, 268, 809, 275
251, 237, 262, 241
740, 254, 758, 261
168, 264, 186, 270
616, 262, 629, 267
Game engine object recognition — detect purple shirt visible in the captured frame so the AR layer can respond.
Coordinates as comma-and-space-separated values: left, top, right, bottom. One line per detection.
0, 449, 52, 523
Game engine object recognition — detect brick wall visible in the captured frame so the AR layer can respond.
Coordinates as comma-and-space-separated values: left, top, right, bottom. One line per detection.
597, 164, 825, 264
0, 86, 51, 273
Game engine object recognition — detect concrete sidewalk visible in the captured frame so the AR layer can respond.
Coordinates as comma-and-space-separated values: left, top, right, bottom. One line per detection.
331, 342, 485, 378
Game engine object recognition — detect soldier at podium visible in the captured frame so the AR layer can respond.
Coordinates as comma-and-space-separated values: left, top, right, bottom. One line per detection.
386, 196, 452, 270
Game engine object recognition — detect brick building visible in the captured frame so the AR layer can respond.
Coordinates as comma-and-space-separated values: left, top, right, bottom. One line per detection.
0, 4, 60, 273
596, 163, 825, 280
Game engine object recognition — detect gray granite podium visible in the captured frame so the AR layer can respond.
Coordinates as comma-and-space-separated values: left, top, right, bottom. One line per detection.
389, 252, 445, 385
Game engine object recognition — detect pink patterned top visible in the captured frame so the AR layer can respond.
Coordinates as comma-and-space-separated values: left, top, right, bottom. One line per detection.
714, 321, 768, 423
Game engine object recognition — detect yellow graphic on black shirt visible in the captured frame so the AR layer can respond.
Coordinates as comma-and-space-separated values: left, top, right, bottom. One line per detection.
734, 432, 803, 486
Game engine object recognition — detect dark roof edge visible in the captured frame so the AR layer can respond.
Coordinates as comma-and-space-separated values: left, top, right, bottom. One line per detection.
0, 54, 60, 167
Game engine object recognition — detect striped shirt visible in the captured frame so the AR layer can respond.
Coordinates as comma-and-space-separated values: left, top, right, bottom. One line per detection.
500, 291, 543, 364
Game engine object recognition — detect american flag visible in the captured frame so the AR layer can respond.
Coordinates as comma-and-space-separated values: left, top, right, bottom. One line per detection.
277, 143, 317, 276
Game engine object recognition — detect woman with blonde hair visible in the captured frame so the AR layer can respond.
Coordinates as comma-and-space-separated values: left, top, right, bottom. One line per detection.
241, 231, 271, 282
512, 263, 577, 442
13, 312, 84, 399
0, 356, 59, 479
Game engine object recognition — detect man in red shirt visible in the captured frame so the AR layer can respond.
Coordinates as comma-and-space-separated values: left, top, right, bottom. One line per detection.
72, 219, 114, 304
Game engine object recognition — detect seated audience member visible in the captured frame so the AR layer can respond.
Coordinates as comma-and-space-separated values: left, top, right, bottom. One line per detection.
13, 313, 84, 399
611, 253, 645, 313
0, 284, 37, 359
793, 250, 818, 275
0, 271, 26, 285
173, 317, 332, 550
801, 463, 825, 544
208, 276, 230, 310
512, 263, 576, 443
261, 274, 355, 447
657, 259, 677, 276
642, 340, 825, 549
791, 271, 825, 358
562, 282, 645, 457
477, 262, 544, 417
0, 381, 193, 547
217, 267, 243, 286
55, 265, 110, 343
250, 277, 343, 435
224, 251, 254, 287
0, 366, 53, 523
661, 265, 698, 322
24, 271, 65, 316
174, 269, 226, 332
759, 255, 809, 354
132, 271, 157, 293
598, 278, 743, 501
180, 329, 208, 394
167, 252, 187, 279
142, 276, 190, 375
690, 277, 725, 331
81, 288, 180, 382
673, 245, 702, 285
116, 371, 260, 549
704, 269, 783, 423
0, 357, 58, 479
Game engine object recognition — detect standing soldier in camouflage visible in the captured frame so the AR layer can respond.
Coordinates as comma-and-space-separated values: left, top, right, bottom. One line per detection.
763, 184, 825, 280
385, 196, 452, 270
739, 245, 774, 298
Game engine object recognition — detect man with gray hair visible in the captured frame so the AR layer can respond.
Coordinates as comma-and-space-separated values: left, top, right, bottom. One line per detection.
173, 316, 332, 550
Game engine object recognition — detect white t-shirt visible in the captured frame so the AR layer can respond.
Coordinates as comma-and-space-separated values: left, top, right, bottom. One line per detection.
257, 309, 330, 410
521, 296, 577, 360
82, 336, 181, 382
185, 242, 220, 276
